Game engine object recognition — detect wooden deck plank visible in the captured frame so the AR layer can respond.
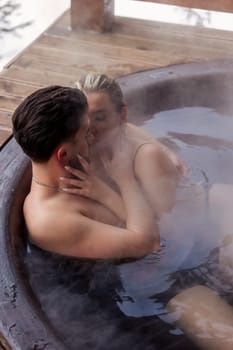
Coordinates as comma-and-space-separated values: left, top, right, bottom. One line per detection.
46, 24, 233, 58
0, 111, 13, 128
0, 110, 12, 147
0, 79, 42, 98
0, 95, 23, 111
13, 46, 183, 72
43, 28, 233, 56
51, 11, 233, 41
5, 24, 233, 77
1, 9, 233, 147
0, 130, 11, 147
48, 26, 233, 52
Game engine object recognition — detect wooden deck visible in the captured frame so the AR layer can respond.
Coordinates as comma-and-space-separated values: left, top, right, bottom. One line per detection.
1, 8, 233, 148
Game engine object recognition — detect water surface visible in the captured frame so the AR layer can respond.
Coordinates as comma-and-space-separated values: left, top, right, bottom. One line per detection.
25, 106, 233, 350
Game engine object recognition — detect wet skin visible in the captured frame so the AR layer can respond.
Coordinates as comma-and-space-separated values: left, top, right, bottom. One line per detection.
85, 91, 183, 217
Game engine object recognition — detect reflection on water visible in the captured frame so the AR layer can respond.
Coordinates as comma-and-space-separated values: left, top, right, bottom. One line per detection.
25, 107, 233, 349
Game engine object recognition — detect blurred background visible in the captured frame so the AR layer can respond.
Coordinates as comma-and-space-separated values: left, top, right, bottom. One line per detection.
1, 0, 233, 71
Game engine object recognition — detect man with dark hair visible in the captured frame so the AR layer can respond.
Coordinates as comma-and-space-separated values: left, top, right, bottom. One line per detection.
13, 85, 88, 162
12, 85, 159, 259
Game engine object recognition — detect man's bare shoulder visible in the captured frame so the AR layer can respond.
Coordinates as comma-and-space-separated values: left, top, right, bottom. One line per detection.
24, 192, 84, 247
23, 189, 121, 257
24, 190, 83, 219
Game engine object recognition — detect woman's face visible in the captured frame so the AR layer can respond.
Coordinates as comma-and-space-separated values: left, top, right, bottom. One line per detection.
86, 92, 121, 147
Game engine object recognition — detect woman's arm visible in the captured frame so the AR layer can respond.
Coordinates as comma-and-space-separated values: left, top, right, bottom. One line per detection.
134, 144, 182, 216
36, 176, 159, 259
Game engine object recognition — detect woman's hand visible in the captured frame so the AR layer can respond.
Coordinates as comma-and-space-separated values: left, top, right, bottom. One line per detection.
60, 155, 104, 201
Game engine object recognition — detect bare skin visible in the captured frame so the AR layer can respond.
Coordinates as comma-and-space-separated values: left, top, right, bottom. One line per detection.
64, 91, 184, 217
24, 116, 160, 259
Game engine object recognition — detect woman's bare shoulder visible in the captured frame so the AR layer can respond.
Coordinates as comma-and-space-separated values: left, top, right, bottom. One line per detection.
127, 123, 155, 142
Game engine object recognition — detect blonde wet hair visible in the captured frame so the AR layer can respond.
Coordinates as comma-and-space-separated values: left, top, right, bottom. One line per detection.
75, 73, 126, 113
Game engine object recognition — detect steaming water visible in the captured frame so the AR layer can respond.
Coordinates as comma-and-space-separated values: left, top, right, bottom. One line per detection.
25, 106, 233, 350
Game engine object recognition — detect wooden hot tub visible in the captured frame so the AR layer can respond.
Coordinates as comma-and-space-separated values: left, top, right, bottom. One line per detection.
1, 60, 233, 349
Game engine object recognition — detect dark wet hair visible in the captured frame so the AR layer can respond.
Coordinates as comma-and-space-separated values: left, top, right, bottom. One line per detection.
12, 85, 88, 162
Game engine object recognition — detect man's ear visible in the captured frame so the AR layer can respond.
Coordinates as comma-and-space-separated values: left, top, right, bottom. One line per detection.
56, 146, 68, 164
119, 106, 127, 124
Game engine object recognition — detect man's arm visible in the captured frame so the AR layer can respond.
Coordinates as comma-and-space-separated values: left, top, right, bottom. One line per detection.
33, 177, 159, 260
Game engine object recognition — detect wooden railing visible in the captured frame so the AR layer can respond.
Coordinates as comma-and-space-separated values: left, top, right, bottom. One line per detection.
139, 0, 233, 13
71, 0, 115, 31
71, 0, 233, 31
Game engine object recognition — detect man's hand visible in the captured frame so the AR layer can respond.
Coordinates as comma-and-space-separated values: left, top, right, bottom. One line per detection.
60, 155, 105, 201
60, 154, 126, 221
101, 137, 135, 187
